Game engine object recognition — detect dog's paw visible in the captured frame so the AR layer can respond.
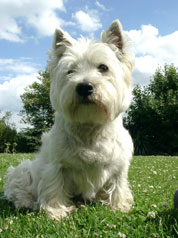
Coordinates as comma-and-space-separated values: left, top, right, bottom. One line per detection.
46, 208, 68, 220
116, 202, 133, 213
42, 203, 76, 220
111, 192, 134, 213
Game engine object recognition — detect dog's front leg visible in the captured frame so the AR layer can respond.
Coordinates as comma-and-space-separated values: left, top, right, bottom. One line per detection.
110, 175, 134, 213
97, 174, 133, 213
37, 166, 75, 220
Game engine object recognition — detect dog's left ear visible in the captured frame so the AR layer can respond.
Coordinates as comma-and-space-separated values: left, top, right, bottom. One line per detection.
102, 19, 134, 73
101, 20, 125, 51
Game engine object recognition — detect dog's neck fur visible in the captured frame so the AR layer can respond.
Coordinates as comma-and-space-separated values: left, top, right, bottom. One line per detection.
54, 111, 120, 145
65, 122, 103, 145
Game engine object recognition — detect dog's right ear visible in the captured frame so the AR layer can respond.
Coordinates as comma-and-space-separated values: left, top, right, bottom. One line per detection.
48, 29, 74, 75
52, 29, 73, 57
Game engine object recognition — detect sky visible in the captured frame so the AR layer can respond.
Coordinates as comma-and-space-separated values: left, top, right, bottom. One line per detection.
0, 0, 178, 129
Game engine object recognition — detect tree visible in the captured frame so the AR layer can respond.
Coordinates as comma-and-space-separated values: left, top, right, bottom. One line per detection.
20, 71, 54, 151
125, 65, 178, 155
0, 112, 17, 153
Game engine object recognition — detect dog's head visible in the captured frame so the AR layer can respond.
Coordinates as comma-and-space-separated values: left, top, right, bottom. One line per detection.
48, 19, 134, 124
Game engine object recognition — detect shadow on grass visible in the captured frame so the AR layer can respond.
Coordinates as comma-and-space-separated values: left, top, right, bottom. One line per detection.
0, 192, 39, 218
154, 209, 178, 237
0, 192, 96, 219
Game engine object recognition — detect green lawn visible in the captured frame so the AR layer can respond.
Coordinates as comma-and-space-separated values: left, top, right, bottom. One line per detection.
0, 154, 178, 238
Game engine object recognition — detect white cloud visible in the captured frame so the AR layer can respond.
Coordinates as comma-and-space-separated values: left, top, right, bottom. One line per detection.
127, 25, 178, 85
0, 58, 39, 130
132, 55, 159, 86
0, 58, 38, 75
0, 72, 38, 130
128, 25, 178, 64
72, 9, 102, 33
0, 73, 38, 112
95, 1, 108, 11
135, 56, 159, 75
0, 0, 65, 41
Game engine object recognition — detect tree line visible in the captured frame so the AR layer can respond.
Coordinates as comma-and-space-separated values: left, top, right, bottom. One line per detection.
0, 65, 177, 155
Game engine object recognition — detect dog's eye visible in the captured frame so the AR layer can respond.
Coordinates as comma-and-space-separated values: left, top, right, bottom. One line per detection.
67, 69, 75, 75
98, 64, 109, 73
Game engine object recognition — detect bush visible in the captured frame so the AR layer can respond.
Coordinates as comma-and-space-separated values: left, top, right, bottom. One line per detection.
125, 65, 178, 155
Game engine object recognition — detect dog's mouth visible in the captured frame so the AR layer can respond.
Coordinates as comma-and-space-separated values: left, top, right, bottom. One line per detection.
80, 97, 96, 105
78, 95, 96, 105
77, 95, 108, 114
78, 96, 109, 116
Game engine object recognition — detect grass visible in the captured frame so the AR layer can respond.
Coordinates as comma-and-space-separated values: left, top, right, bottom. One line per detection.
0, 154, 178, 238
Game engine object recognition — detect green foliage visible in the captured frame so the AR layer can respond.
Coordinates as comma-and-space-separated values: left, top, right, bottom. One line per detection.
125, 65, 178, 155
20, 71, 54, 130
0, 154, 178, 237
16, 129, 42, 153
0, 112, 17, 153
20, 71, 54, 152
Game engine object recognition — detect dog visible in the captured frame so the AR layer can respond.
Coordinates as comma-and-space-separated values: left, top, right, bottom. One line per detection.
4, 19, 135, 220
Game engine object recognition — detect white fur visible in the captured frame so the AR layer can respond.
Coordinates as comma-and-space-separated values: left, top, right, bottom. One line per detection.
4, 19, 135, 220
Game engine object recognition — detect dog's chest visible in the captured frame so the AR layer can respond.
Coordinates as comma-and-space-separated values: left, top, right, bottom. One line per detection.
63, 162, 110, 200
59, 140, 120, 199
60, 133, 119, 167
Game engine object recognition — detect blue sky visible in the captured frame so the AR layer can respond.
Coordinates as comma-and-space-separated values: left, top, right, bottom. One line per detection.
0, 0, 178, 128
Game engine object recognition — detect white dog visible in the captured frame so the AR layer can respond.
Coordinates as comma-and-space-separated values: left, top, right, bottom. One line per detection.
4, 19, 135, 220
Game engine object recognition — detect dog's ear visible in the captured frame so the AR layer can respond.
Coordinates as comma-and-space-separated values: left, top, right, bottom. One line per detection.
102, 19, 135, 74
48, 29, 74, 75
101, 19, 126, 52
52, 29, 73, 57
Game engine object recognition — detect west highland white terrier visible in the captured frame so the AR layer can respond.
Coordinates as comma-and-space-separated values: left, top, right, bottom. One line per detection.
4, 19, 135, 219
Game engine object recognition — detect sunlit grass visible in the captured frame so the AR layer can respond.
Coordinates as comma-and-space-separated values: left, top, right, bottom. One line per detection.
0, 154, 178, 237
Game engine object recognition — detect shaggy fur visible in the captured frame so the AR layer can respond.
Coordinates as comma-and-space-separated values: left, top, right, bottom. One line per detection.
4, 19, 135, 220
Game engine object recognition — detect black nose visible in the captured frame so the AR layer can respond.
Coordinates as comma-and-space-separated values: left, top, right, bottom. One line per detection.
76, 82, 93, 97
